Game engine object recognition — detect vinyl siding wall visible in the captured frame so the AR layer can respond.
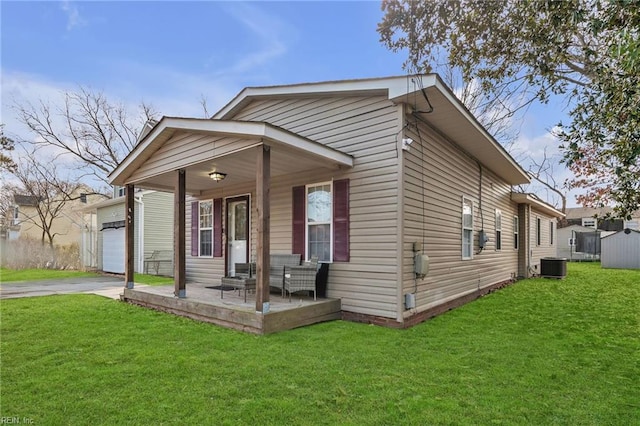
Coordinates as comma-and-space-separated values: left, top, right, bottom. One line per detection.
402, 117, 520, 317
185, 95, 402, 318
529, 210, 558, 274
16, 200, 90, 247
141, 191, 174, 276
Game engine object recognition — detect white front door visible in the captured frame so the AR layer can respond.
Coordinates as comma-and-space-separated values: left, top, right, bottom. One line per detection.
226, 196, 249, 276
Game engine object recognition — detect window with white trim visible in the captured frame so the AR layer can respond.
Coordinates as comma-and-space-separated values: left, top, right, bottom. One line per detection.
13, 206, 20, 225
550, 221, 554, 245
462, 197, 473, 260
199, 200, 213, 257
582, 218, 597, 228
114, 186, 126, 198
307, 183, 332, 262
536, 217, 542, 246
513, 216, 519, 250
495, 209, 502, 251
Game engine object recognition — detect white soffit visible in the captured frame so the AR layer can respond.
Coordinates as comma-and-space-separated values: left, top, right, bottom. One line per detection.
511, 193, 565, 218
108, 117, 353, 186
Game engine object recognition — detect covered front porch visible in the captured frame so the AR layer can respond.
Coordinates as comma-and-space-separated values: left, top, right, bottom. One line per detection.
122, 283, 341, 334
109, 117, 353, 333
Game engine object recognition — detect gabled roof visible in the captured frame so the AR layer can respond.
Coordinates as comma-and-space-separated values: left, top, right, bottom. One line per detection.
214, 74, 530, 185
565, 206, 614, 219
558, 224, 601, 232
109, 117, 354, 187
565, 206, 640, 220
511, 193, 565, 218
601, 228, 640, 239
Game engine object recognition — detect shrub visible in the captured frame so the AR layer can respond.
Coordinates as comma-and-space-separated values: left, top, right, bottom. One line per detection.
0, 238, 82, 270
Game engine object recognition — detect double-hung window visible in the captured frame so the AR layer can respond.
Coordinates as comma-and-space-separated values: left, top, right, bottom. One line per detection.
12, 206, 19, 225
293, 179, 349, 263
307, 183, 332, 262
199, 200, 213, 257
513, 216, 519, 250
495, 209, 502, 251
462, 197, 473, 260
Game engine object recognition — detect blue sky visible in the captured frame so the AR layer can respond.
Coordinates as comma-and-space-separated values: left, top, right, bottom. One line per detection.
1, 1, 575, 206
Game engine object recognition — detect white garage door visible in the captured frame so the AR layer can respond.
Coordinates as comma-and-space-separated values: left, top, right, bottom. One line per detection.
102, 228, 125, 274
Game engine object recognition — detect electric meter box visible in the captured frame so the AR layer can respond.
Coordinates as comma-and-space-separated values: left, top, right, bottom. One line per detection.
414, 253, 430, 276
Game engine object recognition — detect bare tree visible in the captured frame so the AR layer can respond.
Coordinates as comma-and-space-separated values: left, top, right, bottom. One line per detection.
435, 67, 533, 153
526, 147, 567, 214
0, 124, 17, 173
13, 87, 157, 186
10, 151, 104, 247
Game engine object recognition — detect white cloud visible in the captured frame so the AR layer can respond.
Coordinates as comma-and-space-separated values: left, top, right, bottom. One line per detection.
512, 128, 585, 208
215, 2, 292, 75
511, 128, 562, 165
60, 1, 87, 31
1, 70, 73, 142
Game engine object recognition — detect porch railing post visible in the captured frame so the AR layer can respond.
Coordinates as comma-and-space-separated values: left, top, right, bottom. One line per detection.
256, 145, 271, 313
174, 169, 186, 298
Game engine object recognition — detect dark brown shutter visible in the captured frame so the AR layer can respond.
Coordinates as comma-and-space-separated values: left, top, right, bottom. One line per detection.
190, 201, 199, 256
213, 198, 223, 257
333, 179, 350, 262
292, 185, 306, 258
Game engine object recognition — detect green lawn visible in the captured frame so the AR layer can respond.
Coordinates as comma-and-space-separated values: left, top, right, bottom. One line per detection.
0, 267, 173, 286
0, 268, 98, 283
1, 263, 638, 425
133, 273, 173, 286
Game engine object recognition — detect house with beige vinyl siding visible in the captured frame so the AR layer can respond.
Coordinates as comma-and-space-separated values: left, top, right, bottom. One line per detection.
108, 75, 563, 333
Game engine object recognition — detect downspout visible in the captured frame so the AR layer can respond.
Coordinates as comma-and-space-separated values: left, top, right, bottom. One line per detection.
135, 195, 144, 273
395, 103, 407, 322
527, 204, 532, 277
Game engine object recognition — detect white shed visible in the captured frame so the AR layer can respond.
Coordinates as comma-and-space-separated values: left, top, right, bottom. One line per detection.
600, 229, 640, 269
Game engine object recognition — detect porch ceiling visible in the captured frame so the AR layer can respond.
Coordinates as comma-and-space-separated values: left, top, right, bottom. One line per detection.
108, 117, 353, 194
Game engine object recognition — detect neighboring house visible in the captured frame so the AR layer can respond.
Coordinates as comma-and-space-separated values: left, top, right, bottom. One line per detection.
82, 189, 174, 275
108, 74, 563, 328
8, 190, 101, 247
5, 195, 37, 241
560, 207, 640, 231
601, 229, 640, 269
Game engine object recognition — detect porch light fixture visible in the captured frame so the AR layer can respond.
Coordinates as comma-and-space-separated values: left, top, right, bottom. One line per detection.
209, 171, 227, 182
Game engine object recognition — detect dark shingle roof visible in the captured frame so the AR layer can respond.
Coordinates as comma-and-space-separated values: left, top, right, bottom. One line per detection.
13, 194, 40, 206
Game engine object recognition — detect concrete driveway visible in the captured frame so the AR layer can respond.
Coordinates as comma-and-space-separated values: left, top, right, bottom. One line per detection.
0, 276, 139, 300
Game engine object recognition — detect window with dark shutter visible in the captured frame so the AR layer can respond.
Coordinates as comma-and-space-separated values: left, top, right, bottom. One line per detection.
333, 179, 350, 262
214, 198, 223, 257
292, 186, 306, 258
293, 180, 350, 263
191, 201, 199, 256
